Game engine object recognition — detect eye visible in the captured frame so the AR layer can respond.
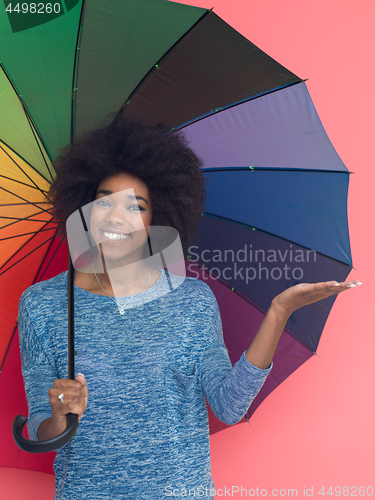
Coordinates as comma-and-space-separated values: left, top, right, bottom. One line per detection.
128, 204, 145, 212
95, 199, 110, 207
94, 200, 145, 211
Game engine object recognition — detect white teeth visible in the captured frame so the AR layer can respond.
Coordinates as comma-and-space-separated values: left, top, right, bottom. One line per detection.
103, 231, 130, 241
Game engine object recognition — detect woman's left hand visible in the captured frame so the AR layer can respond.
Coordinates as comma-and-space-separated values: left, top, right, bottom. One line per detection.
272, 279, 362, 317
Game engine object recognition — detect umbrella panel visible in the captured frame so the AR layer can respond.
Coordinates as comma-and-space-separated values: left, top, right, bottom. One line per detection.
124, 11, 302, 128
74, 0, 206, 140
188, 216, 351, 353
186, 265, 313, 434
200, 168, 351, 266
181, 82, 348, 173
0, 72, 54, 177
0, 230, 62, 369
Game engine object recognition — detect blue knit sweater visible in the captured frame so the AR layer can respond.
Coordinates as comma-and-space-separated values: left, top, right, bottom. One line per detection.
18, 269, 272, 499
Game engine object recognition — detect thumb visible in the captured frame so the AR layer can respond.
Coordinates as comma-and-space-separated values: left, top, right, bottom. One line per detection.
75, 373, 86, 386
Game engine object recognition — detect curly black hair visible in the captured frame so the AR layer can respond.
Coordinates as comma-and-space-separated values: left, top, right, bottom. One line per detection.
47, 114, 207, 255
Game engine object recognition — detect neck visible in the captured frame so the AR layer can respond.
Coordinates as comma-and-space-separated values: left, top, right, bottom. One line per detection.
93, 258, 151, 297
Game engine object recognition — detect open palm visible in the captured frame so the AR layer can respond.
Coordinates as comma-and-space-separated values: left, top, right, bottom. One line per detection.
273, 280, 362, 317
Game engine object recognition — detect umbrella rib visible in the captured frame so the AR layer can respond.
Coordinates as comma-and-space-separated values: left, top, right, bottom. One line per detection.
207, 190, 348, 226
112, 9, 210, 127
0, 172, 50, 192
20, 101, 55, 183
0, 65, 54, 182
70, 0, 86, 144
0, 213, 57, 225
171, 81, 304, 133
0, 201, 50, 207
0, 143, 53, 199
0, 185, 52, 216
0, 234, 61, 373
0, 211, 58, 234
0, 217, 53, 269
186, 258, 314, 353
0, 233, 56, 276
202, 211, 354, 270
0, 139, 52, 186
119, 13, 301, 131
36, 234, 66, 283
0, 226, 57, 242
201, 167, 352, 174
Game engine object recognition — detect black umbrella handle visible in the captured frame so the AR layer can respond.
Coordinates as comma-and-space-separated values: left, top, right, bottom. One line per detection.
12, 413, 78, 454
13, 255, 78, 453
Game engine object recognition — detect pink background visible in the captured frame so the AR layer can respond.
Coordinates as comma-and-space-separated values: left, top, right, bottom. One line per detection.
198, 0, 374, 496
1, 0, 373, 497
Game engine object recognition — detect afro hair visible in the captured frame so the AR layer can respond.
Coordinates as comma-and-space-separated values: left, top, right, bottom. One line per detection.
47, 114, 208, 255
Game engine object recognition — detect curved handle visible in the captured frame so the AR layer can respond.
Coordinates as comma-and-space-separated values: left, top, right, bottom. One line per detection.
13, 256, 78, 453
12, 413, 79, 454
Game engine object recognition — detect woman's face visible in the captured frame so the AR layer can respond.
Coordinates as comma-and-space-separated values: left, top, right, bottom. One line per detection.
89, 172, 152, 266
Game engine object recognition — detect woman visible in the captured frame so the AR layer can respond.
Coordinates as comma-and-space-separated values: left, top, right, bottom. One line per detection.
18, 116, 361, 499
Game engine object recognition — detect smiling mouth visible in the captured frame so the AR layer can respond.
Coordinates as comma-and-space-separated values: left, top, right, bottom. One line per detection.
101, 230, 132, 241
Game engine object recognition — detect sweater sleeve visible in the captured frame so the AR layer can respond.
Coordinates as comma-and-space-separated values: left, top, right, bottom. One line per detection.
200, 290, 272, 425
18, 293, 57, 441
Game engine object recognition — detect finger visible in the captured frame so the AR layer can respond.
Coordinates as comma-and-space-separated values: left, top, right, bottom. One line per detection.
64, 401, 85, 420
75, 374, 88, 406
346, 280, 362, 288
322, 280, 362, 298
331, 280, 362, 289
50, 385, 86, 406
306, 280, 361, 300
49, 391, 86, 419
50, 378, 88, 420
53, 378, 85, 390
49, 387, 83, 406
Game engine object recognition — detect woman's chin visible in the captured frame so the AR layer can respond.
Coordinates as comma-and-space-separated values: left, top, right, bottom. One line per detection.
99, 249, 147, 269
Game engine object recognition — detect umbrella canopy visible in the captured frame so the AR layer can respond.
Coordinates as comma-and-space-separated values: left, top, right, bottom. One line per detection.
181, 81, 352, 431
0, 0, 351, 459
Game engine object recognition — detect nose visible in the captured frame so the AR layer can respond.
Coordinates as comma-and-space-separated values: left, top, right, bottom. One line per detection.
104, 203, 145, 231
106, 204, 127, 225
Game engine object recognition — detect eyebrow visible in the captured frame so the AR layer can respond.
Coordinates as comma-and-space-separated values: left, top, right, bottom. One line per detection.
96, 189, 148, 205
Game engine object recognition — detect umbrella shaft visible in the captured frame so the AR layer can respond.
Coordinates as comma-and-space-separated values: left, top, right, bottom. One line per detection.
68, 255, 75, 380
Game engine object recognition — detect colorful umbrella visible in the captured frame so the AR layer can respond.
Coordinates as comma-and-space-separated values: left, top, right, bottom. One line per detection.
0, 0, 351, 454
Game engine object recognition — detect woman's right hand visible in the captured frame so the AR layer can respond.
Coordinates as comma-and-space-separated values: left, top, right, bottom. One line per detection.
38, 373, 88, 439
